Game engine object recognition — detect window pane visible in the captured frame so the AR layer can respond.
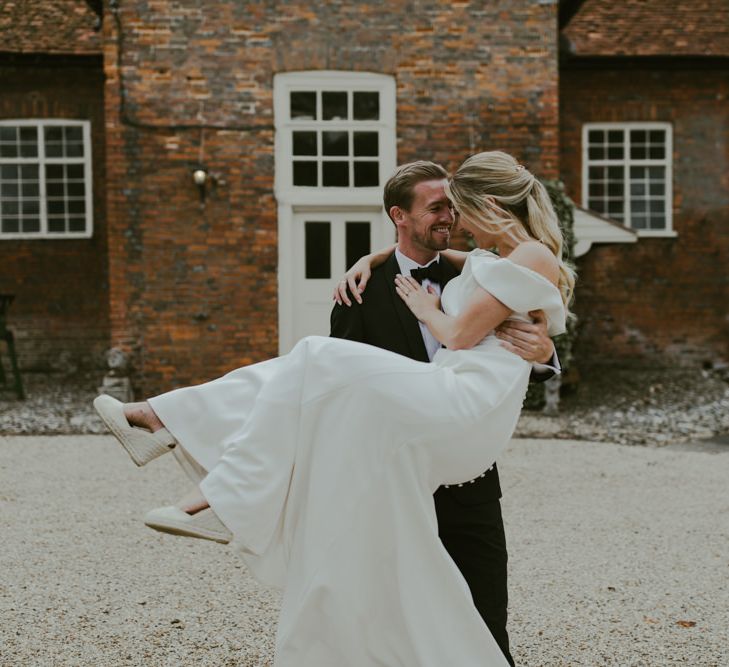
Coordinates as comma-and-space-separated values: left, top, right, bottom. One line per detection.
354, 161, 378, 187
353, 132, 378, 157
346, 222, 371, 269
0, 144, 18, 158
48, 200, 65, 215
293, 131, 317, 156
1, 218, 19, 233
588, 146, 604, 160
22, 200, 39, 215
0, 127, 17, 142
631, 145, 646, 160
305, 221, 331, 279
44, 127, 63, 143
65, 126, 82, 142
607, 145, 623, 160
631, 199, 646, 213
322, 161, 349, 186
649, 145, 665, 159
293, 161, 318, 186
19, 142, 38, 158
588, 183, 604, 197
22, 218, 40, 232
608, 166, 622, 180
607, 182, 622, 196
630, 182, 645, 196
589, 199, 605, 213
649, 167, 664, 181
353, 92, 379, 120
649, 215, 665, 230
46, 164, 64, 180
20, 165, 37, 180
588, 166, 603, 180
290, 92, 316, 120
631, 216, 647, 230
322, 92, 348, 120
1, 182, 18, 197
67, 164, 84, 179
607, 200, 624, 215
66, 142, 84, 158
19, 127, 35, 142
1, 165, 18, 179
45, 143, 63, 158
68, 200, 86, 214
649, 182, 664, 196
588, 130, 604, 144
322, 131, 349, 156
47, 182, 64, 197
22, 182, 39, 197
630, 130, 646, 144
607, 130, 622, 143
68, 217, 85, 232
67, 182, 84, 197
3, 200, 18, 214
48, 218, 65, 232
649, 200, 665, 213
649, 130, 665, 143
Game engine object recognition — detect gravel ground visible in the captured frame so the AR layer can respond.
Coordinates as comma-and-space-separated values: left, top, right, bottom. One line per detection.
1, 367, 727, 446
1, 435, 727, 666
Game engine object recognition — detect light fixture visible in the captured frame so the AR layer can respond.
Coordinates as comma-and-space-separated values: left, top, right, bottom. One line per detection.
192, 166, 208, 203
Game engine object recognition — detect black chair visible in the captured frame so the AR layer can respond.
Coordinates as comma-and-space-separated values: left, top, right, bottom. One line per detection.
0, 294, 25, 400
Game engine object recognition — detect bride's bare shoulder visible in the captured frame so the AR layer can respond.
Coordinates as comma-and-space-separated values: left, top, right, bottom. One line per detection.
508, 241, 560, 285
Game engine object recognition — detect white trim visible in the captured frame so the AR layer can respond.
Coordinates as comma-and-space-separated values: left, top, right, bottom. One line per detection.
274, 71, 397, 353
573, 206, 638, 257
0, 119, 93, 240
582, 121, 674, 237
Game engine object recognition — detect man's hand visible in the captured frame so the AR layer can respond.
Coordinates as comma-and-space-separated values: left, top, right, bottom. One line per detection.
495, 310, 554, 364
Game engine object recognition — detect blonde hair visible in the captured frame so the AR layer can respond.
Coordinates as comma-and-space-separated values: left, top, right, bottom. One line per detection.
445, 151, 576, 311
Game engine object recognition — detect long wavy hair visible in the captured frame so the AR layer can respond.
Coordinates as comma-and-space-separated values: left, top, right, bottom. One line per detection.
445, 151, 576, 311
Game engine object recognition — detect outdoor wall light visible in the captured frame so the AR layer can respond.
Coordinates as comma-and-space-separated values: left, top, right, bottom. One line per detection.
192, 166, 209, 203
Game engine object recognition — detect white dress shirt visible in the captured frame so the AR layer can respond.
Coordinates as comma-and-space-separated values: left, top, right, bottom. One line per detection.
395, 248, 443, 362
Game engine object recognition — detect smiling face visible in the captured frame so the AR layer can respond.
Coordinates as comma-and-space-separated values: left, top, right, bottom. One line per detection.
390, 179, 454, 264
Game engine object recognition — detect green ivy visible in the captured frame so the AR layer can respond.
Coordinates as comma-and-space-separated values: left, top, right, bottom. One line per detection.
524, 179, 578, 410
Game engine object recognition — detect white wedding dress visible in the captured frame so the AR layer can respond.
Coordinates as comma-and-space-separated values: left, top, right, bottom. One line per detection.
149, 249, 565, 666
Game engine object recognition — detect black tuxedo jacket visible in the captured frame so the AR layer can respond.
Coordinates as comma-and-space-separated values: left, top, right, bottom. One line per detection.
330, 251, 502, 504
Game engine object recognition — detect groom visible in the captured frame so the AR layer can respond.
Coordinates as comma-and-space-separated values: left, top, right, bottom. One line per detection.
330, 161, 557, 666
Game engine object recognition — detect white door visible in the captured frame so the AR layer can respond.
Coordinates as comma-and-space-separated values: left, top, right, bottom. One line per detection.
288, 210, 390, 345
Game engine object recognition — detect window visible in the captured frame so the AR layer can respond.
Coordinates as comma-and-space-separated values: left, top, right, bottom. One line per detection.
582, 123, 673, 235
275, 72, 396, 195
0, 120, 93, 239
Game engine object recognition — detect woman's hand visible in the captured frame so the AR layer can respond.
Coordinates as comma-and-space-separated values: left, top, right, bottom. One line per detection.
332, 256, 372, 306
332, 244, 396, 306
394, 275, 441, 321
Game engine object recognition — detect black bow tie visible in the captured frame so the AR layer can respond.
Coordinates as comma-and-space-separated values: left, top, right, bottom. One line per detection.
409, 262, 443, 285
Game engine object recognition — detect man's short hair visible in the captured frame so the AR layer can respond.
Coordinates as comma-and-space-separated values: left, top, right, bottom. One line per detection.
383, 161, 448, 221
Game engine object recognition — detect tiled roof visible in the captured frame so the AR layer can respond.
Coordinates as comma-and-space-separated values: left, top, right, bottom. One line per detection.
0, 0, 101, 55
562, 0, 729, 57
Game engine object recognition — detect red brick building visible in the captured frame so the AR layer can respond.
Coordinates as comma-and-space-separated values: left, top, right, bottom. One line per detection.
1, 0, 727, 394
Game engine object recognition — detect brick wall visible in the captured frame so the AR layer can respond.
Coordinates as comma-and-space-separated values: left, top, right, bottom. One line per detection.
560, 64, 729, 367
104, 0, 560, 394
0, 59, 109, 372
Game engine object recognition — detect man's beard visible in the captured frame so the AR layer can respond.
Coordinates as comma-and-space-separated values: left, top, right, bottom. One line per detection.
412, 227, 450, 252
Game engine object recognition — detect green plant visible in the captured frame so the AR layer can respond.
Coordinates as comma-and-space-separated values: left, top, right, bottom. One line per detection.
524, 179, 578, 411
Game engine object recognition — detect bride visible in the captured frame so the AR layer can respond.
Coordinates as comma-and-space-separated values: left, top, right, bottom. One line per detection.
94, 151, 574, 666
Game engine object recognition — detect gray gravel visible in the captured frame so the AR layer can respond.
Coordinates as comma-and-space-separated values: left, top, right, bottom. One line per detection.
1, 435, 727, 666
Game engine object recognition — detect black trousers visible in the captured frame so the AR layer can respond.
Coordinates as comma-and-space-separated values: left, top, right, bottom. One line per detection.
434, 491, 515, 667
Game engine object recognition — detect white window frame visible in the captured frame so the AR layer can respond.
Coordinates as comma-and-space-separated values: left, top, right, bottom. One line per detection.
274, 71, 397, 353
582, 122, 675, 238
0, 119, 93, 240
